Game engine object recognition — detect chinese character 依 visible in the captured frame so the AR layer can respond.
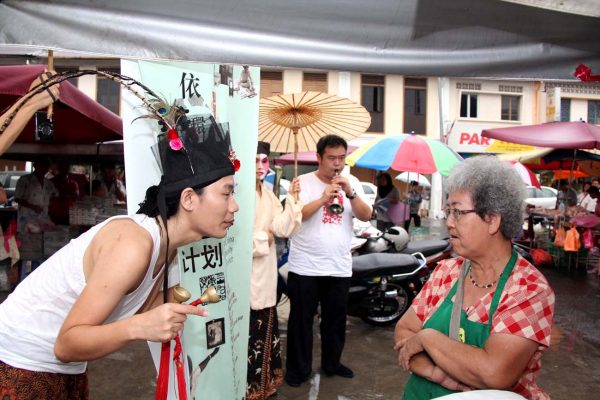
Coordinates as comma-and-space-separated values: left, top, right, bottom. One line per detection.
180, 72, 202, 100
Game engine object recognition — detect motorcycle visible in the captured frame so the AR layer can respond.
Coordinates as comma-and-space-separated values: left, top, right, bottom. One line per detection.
347, 251, 428, 326
352, 223, 453, 268
276, 224, 453, 326
346, 225, 452, 326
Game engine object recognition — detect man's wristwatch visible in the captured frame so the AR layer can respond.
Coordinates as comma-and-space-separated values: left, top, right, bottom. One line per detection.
346, 189, 357, 200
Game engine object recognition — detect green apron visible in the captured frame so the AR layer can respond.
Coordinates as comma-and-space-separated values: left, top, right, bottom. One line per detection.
402, 251, 518, 400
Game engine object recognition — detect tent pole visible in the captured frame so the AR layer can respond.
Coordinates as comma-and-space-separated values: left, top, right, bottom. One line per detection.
47, 49, 54, 120
292, 127, 299, 179
569, 149, 577, 186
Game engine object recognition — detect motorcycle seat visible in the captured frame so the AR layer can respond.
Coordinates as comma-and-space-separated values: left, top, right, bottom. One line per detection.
400, 239, 451, 257
352, 253, 421, 279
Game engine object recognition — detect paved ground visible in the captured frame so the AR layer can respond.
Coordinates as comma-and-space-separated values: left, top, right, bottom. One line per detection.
2, 217, 600, 399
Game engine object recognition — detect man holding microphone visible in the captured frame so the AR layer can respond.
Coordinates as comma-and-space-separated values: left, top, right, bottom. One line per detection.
284, 134, 372, 387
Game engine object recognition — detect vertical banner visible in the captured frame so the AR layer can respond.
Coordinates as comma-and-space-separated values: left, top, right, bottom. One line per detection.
121, 60, 259, 399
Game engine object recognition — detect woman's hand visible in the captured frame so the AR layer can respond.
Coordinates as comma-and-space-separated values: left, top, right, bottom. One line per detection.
395, 331, 425, 371
430, 366, 472, 392
134, 302, 208, 342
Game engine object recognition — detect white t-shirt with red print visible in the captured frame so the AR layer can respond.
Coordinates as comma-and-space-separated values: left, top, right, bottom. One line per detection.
288, 171, 363, 277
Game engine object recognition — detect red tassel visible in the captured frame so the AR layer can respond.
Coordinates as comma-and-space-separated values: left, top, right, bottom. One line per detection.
155, 297, 204, 399
155, 341, 171, 400
174, 335, 187, 400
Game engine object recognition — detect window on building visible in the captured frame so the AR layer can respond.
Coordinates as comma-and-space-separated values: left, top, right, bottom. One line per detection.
405, 88, 425, 116
303, 72, 327, 92
457, 82, 481, 91
589, 100, 600, 124
404, 78, 427, 134
459, 93, 477, 118
560, 98, 571, 122
97, 70, 120, 115
361, 75, 384, 132
260, 71, 283, 98
501, 95, 520, 121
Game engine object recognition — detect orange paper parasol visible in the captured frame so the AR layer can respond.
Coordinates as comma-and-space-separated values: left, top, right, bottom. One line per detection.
258, 91, 371, 177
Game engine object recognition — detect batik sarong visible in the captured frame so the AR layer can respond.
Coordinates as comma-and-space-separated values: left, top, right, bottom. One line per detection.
0, 360, 89, 400
246, 307, 283, 400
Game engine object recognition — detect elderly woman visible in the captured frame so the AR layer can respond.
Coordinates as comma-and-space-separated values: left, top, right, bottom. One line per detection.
394, 156, 555, 400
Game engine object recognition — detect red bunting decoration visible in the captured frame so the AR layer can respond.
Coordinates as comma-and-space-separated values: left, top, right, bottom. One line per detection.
574, 64, 600, 82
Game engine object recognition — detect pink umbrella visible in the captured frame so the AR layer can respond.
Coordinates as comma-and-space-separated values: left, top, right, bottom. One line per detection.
509, 161, 541, 188
484, 122, 600, 184
570, 215, 600, 228
482, 121, 600, 149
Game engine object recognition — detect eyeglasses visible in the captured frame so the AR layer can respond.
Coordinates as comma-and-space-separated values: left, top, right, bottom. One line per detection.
444, 207, 477, 221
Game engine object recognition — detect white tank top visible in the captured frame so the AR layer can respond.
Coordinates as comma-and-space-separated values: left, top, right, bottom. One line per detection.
0, 214, 176, 374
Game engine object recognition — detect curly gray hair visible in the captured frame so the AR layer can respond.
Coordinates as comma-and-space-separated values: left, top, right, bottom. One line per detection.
445, 155, 525, 240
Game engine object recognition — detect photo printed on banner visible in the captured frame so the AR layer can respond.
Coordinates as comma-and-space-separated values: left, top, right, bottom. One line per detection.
206, 318, 225, 349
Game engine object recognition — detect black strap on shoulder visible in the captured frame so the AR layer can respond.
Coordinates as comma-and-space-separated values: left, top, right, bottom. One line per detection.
157, 186, 169, 304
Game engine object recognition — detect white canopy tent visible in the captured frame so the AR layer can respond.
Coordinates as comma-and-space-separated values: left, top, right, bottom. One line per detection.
0, 0, 598, 79
1, 0, 597, 220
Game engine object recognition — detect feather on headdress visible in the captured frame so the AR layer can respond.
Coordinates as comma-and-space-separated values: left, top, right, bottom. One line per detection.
134, 96, 188, 151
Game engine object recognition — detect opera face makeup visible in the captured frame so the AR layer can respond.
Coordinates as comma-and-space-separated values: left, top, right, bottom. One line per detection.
257, 154, 270, 181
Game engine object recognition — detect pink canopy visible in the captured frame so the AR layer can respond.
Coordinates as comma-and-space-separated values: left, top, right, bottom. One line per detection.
0, 65, 123, 145
481, 121, 600, 149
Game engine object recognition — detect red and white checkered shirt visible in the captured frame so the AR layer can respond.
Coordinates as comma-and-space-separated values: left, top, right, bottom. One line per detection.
412, 255, 555, 400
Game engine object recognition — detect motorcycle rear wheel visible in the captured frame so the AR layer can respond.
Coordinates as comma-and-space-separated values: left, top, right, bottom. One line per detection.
359, 282, 412, 326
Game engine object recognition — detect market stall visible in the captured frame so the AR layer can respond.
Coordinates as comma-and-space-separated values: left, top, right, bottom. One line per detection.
0, 65, 125, 286
523, 202, 600, 274
483, 126, 600, 273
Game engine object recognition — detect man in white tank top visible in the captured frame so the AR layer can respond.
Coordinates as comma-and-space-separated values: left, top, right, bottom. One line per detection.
0, 74, 241, 400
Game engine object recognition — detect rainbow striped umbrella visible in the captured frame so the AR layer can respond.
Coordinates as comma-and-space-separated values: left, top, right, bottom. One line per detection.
346, 133, 462, 176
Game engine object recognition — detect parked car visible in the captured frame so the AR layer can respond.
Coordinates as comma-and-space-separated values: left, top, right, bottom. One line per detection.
0, 171, 28, 205
360, 182, 377, 207
524, 185, 557, 209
